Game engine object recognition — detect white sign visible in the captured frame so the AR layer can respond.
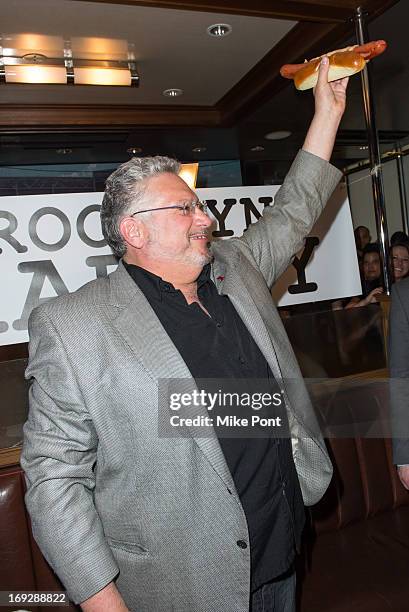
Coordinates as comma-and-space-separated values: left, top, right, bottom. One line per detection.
0, 184, 361, 346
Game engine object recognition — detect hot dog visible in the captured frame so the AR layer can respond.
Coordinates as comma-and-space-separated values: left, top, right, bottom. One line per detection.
280, 40, 387, 91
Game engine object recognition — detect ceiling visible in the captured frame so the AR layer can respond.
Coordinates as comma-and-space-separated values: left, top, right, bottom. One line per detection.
0, 3, 296, 106
0, 0, 406, 170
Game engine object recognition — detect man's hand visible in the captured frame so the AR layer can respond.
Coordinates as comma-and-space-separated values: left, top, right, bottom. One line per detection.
313, 56, 349, 120
397, 466, 409, 490
81, 582, 129, 612
303, 56, 349, 161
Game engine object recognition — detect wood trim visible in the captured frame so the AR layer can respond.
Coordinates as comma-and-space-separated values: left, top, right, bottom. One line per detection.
378, 294, 390, 357
338, 367, 389, 382
309, 368, 389, 398
0, 105, 221, 129
0, 343, 28, 362
0, 446, 21, 468
68, 0, 353, 23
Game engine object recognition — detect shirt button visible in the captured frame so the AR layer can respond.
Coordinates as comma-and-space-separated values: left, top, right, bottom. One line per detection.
216, 321, 222, 328
236, 540, 248, 549
239, 356, 245, 365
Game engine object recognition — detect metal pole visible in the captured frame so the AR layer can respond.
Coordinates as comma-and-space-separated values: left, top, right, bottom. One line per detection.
395, 146, 409, 235
354, 6, 391, 294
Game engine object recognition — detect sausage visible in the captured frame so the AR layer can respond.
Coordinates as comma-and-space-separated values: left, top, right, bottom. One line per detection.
280, 40, 387, 84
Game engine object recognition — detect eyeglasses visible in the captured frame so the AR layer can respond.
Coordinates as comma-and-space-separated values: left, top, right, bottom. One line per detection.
130, 201, 208, 217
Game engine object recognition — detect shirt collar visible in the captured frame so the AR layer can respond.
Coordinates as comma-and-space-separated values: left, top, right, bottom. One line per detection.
123, 261, 211, 299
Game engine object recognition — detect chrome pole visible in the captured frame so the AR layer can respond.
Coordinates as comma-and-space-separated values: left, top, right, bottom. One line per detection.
395, 146, 409, 234
354, 6, 391, 293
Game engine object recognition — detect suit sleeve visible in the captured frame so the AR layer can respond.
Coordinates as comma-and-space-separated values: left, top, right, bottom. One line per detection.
389, 281, 409, 465
233, 149, 342, 288
21, 306, 119, 604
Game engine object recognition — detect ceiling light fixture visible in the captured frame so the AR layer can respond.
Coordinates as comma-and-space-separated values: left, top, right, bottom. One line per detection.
207, 24, 232, 37
264, 130, 292, 141
250, 145, 265, 152
192, 146, 206, 153
163, 88, 183, 97
127, 147, 142, 155
0, 47, 139, 86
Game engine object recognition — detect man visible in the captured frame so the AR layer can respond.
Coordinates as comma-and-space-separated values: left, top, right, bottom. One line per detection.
22, 58, 348, 612
389, 276, 409, 492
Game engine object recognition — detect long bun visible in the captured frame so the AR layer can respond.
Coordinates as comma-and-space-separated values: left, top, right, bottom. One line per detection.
294, 51, 366, 90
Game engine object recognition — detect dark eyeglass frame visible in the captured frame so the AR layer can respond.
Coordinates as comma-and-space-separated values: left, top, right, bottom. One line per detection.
130, 201, 208, 217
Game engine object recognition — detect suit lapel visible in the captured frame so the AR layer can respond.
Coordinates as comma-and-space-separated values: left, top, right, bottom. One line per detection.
105, 262, 235, 493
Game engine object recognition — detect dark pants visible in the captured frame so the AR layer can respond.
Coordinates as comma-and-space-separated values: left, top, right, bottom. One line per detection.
250, 568, 296, 612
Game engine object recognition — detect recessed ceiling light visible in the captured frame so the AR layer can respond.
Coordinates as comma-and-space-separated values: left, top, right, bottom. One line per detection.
207, 23, 232, 37
56, 148, 72, 154
163, 88, 183, 97
250, 145, 265, 152
359, 145, 369, 150
127, 147, 142, 155
264, 130, 292, 141
192, 146, 207, 153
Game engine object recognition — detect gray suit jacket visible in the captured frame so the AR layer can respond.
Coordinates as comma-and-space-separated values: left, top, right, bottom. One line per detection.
21, 150, 341, 611
389, 277, 409, 465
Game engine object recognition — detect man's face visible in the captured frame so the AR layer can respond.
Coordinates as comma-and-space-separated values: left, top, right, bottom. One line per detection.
139, 172, 213, 267
363, 252, 381, 281
391, 245, 409, 281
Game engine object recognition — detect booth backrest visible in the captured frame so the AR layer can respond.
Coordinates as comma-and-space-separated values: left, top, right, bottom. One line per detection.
311, 379, 409, 534
312, 437, 409, 535
0, 466, 78, 612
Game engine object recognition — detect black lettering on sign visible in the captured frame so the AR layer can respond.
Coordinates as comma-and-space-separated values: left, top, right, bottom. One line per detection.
86, 254, 117, 278
288, 237, 320, 294
0, 211, 28, 254
77, 205, 106, 248
239, 198, 262, 229
13, 260, 69, 330
0, 321, 8, 333
258, 197, 273, 208
207, 200, 235, 238
29, 207, 71, 252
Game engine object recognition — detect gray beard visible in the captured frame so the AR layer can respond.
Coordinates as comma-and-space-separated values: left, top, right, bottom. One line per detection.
151, 244, 212, 267
146, 225, 212, 267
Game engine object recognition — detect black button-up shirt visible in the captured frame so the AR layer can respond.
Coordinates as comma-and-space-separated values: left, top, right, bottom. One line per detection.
124, 261, 305, 590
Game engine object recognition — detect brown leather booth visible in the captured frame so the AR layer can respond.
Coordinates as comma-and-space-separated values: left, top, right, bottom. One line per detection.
300, 436, 409, 612
0, 466, 78, 612
300, 380, 409, 612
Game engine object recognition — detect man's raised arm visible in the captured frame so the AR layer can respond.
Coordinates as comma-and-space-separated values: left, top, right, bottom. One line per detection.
233, 56, 348, 287
303, 56, 348, 160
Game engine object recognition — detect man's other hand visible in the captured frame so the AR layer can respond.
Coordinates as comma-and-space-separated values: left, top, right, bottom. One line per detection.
397, 465, 409, 490
81, 582, 129, 612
